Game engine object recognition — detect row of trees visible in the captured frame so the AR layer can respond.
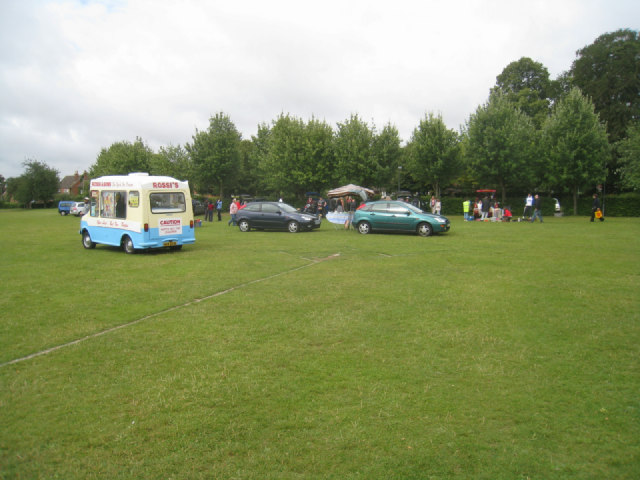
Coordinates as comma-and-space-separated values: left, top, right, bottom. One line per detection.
2, 161, 60, 207
4, 29, 639, 212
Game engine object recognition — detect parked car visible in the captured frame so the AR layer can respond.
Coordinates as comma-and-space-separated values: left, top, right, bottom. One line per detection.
353, 200, 450, 237
69, 202, 88, 216
192, 200, 206, 216
236, 201, 321, 233
58, 200, 75, 216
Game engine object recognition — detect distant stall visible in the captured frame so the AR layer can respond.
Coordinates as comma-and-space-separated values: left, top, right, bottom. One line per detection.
326, 184, 375, 227
327, 184, 375, 202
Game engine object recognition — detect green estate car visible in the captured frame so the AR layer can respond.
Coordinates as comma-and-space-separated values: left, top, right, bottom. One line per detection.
353, 200, 450, 237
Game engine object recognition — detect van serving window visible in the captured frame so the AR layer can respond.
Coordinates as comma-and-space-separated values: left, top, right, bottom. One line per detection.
100, 191, 127, 219
150, 192, 186, 214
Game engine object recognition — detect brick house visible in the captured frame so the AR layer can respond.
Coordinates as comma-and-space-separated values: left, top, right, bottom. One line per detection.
59, 171, 88, 197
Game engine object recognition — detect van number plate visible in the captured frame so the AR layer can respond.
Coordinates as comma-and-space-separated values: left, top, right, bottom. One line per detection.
164, 241, 177, 247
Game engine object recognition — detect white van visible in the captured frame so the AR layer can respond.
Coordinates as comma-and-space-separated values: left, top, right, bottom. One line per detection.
80, 173, 196, 253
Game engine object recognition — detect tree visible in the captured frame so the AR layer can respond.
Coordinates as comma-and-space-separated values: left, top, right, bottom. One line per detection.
493, 57, 553, 127
250, 123, 272, 196
186, 112, 241, 197
302, 117, 336, 194
542, 87, 610, 213
256, 114, 308, 199
89, 137, 155, 178
333, 114, 376, 186
153, 144, 192, 181
616, 122, 640, 191
236, 139, 261, 197
370, 123, 402, 191
570, 29, 640, 144
12, 160, 60, 207
406, 113, 461, 199
464, 92, 536, 203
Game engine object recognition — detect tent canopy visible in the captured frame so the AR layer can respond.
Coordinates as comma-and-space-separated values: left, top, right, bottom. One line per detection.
327, 184, 375, 201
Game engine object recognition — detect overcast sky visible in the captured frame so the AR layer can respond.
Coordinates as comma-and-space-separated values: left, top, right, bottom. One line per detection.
1, 0, 638, 179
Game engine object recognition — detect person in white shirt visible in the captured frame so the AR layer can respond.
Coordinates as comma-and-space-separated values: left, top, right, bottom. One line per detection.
523, 194, 533, 219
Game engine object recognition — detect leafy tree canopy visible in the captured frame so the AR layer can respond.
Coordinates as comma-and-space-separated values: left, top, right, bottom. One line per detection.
89, 137, 155, 178
333, 114, 377, 187
493, 57, 553, 126
542, 87, 610, 213
570, 29, 640, 143
186, 112, 241, 197
12, 159, 60, 206
153, 144, 192, 181
257, 113, 308, 198
616, 122, 640, 191
406, 113, 461, 198
253, 114, 336, 200
464, 92, 536, 202
370, 123, 402, 191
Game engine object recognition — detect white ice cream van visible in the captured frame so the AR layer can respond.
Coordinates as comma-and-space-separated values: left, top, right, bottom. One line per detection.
80, 173, 196, 253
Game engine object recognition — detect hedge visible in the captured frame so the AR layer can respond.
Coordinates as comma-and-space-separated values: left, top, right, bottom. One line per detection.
437, 193, 640, 217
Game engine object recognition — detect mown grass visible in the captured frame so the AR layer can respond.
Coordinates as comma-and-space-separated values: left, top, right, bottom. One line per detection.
1, 210, 639, 479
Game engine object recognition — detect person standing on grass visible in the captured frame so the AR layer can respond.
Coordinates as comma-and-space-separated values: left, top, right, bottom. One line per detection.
523, 193, 533, 219
591, 193, 604, 222
206, 201, 214, 222
463, 199, 470, 221
228, 198, 238, 226
481, 194, 490, 220
530, 194, 543, 223
470, 198, 477, 220
216, 198, 223, 221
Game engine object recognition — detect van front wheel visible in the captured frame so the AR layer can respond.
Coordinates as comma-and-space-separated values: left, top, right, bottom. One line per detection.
123, 236, 135, 254
82, 231, 96, 249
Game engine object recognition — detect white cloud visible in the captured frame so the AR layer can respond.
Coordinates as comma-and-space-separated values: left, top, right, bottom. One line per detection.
1, 0, 638, 178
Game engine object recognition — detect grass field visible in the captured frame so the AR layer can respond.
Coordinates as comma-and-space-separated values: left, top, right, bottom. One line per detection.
1, 209, 639, 479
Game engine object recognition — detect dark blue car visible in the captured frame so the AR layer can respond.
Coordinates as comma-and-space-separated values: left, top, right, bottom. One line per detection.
236, 201, 321, 233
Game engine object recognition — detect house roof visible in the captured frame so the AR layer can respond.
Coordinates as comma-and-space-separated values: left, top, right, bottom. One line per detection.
59, 173, 87, 190
59, 175, 79, 189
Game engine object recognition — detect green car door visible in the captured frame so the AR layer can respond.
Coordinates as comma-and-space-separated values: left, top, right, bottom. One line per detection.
367, 202, 394, 229
386, 203, 415, 231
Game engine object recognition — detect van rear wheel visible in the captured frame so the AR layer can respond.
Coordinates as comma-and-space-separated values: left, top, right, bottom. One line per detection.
123, 236, 135, 254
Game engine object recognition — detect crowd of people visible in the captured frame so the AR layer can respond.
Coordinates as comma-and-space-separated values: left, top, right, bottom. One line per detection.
462, 193, 545, 223
303, 196, 362, 216
200, 191, 603, 225
202, 198, 247, 225
463, 194, 513, 222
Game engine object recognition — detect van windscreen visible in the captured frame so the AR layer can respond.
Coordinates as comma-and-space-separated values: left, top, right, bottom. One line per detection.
150, 192, 186, 213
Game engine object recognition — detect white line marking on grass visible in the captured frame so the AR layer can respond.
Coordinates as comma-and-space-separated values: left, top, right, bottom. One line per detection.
1, 253, 341, 368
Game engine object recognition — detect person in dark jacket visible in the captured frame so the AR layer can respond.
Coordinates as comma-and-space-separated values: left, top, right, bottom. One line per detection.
481, 195, 490, 220
530, 194, 543, 223
591, 193, 604, 222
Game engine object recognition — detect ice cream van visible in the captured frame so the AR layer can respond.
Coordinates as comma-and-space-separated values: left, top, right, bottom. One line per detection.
79, 173, 196, 253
